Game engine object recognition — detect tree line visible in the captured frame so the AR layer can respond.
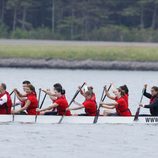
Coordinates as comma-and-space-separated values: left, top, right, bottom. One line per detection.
1, 0, 158, 41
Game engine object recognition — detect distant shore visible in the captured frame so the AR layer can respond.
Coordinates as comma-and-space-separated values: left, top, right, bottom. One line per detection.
0, 39, 158, 70
0, 58, 158, 71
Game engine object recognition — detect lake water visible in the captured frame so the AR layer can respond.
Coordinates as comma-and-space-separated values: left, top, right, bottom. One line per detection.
0, 68, 158, 158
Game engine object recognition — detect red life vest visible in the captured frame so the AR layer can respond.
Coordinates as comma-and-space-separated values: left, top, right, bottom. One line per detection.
116, 94, 129, 107
91, 94, 96, 102
54, 96, 71, 116
83, 99, 97, 116
51, 97, 57, 112
0, 91, 12, 114
115, 97, 131, 116
123, 94, 129, 106
26, 92, 38, 115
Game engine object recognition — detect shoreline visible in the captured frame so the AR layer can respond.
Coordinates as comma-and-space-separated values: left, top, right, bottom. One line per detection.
0, 58, 158, 71
1, 39, 158, 47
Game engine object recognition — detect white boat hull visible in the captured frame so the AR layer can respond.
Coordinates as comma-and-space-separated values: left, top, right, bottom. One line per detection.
0, 115, 158, 124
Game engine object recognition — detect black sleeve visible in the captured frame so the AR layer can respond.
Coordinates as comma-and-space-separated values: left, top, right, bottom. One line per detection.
143, 89, 152, 99
144, 98, 158, 108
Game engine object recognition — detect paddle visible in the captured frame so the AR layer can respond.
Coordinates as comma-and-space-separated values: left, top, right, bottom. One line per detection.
102, 85, 112, 101
12, 93, 16, 122
93, 86, 105, 124
35, 88, 42, 122
39, 93, 47, 109
93, 84, 112, 124
134, 88, 145, 121
10, 90, 14, 96
58, 82, 86, 124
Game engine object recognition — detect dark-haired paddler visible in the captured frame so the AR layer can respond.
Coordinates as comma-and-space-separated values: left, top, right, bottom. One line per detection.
37, 83, 71, 116
140, 84, 158, 116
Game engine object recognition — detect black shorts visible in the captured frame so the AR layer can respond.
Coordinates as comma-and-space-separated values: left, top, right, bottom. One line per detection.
78, 114, 88, 116
138, 114, 152, 117
44, 111, 58, 115
107, 113, 118, 116
16, 111, 27, 115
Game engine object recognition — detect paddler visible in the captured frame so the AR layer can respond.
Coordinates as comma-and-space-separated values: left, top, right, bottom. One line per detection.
105, 84, 129, 107
79, 85, 96, 102
0, 83, 12, 114
14, 80, 31, 107
11, 84, 38, 115
119, 85, 129, 105
40, 83, 63, 115
37, 84, 71, 116
67, 87, 97, 116
100, 88, 131, 116
139, 84, 158, 116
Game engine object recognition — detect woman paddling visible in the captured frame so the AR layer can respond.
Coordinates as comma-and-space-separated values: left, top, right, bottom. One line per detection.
12, 84, 38, 115
139, 85, 158, 116
67, 87, 97, 116
100, 88, 131, 116
40, 83, 64, 115
14, 80, 31, 107
79, 85, 96, 102
119, 85, 129, 105
105, 84, 129, 106
37, 84, 71, 116
42, 83, 63, 102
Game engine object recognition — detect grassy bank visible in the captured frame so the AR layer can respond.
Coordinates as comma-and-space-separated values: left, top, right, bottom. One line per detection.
0, 41, 158, 61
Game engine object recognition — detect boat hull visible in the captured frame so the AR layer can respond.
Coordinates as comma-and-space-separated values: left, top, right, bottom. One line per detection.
0, 115, 158, 124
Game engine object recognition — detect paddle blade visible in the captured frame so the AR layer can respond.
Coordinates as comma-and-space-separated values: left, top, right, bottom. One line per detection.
93, 110, 100, 124
134, 107, 140, 121
133, 87, 145, 121
58, 116, 64, 124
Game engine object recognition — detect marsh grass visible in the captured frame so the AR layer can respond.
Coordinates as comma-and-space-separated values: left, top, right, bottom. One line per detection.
0, 44, 158, 61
